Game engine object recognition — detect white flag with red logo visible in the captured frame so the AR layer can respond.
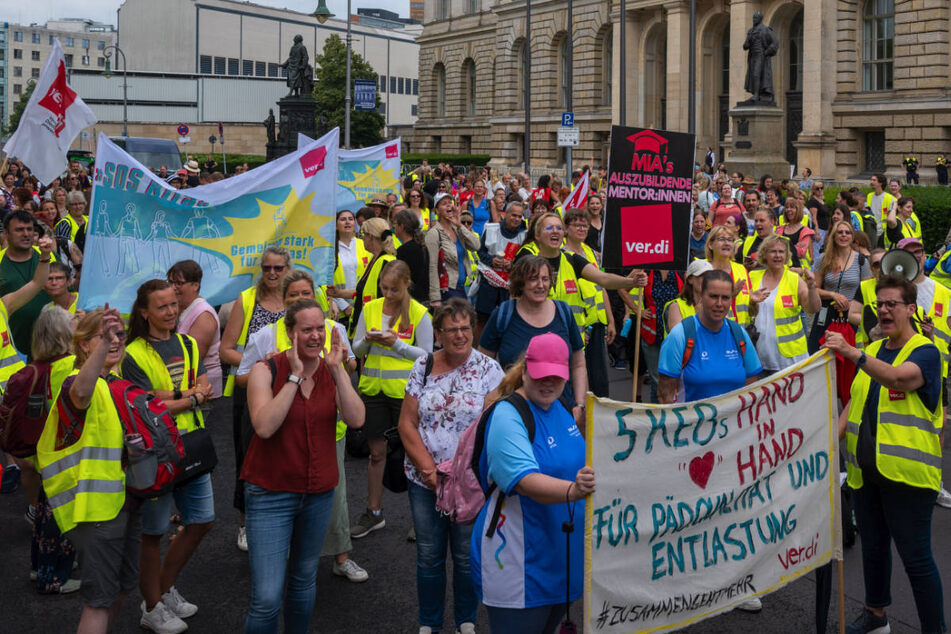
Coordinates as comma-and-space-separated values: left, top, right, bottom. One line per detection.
563, 168, 589, 210
2, 39, 97, 184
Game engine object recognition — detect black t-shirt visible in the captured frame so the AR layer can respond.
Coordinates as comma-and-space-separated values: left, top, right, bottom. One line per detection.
585, 225, 602, 253
857, 343, 941, 483
807, 197, 829, 231
121, 334, 206, 392
396, 240, 430, 305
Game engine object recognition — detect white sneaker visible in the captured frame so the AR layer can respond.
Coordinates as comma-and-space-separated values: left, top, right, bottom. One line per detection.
58, 579, 81, 594
936, 487, 951, 509
457, 623, 476, 634
736, 597, 763, 612
237, 526, 248, 551
140, 601, 188, 634
163, 586, 198, 618
418, 628, 433, 634
332, 558, 369, 583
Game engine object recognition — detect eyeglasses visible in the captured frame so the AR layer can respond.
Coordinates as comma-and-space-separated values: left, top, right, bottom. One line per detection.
714, 236, 734, 243
461, 220, 473, 227
262, 265, 286, 273
872, 300, 908, 311
438, 325, 472, 335
92, 330, 127, 343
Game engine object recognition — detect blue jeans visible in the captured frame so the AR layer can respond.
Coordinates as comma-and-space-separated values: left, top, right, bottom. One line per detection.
486, 603, 568, 634
408, 481, 477, 631
244, 485, 334, 634
853, 477, 945, 633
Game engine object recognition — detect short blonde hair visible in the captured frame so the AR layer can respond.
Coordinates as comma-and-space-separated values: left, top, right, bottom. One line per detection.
756, 234, 791, 267
704, 224, 735, 261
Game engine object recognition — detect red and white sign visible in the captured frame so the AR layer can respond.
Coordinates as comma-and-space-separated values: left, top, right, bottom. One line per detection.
2, 39, 97, 184
563, 169, 589, 210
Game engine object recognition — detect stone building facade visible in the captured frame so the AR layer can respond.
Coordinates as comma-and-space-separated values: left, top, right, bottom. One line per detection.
414, 0, 951, 181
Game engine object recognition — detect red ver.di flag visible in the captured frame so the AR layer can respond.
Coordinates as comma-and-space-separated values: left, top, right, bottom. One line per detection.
602, 127, 695, 271
2, 39, 96, 184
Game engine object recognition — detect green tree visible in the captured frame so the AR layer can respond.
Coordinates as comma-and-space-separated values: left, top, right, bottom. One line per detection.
6, 80, 37, 137
313, 34, 385, 148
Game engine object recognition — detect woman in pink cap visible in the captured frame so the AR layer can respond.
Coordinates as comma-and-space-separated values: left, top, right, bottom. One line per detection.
471, 332, 595, 633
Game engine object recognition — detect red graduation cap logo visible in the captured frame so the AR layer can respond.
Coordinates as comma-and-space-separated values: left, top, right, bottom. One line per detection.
627, 129, 669, 154
37, 61, 77, 137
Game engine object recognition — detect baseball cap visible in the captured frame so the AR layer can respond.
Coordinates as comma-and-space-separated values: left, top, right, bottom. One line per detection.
524, 333, 570, 380
898, 237, 924, 250
434, 192, 451, 206
685, 259, 714, 279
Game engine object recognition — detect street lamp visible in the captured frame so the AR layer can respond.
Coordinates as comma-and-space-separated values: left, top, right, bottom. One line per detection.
313, 1, 351, 148
103, 44, 128, 137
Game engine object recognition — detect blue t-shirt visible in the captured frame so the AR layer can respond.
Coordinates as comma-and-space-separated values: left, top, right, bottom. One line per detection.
455, 240, 467, 289
658, 317, 762, 401
479, 300, 584, 404
471, 398, 584, 608
469, 198, 490, 236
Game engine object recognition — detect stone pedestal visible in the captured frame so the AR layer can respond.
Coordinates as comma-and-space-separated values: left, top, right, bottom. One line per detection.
266, 96, 318, 161
724, 105, 790, 180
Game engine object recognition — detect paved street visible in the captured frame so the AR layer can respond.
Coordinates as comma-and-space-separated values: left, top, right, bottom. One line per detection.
1, 367, 948, 633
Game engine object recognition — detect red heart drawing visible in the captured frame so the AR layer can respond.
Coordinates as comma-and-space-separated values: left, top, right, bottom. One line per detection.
688, 452, 716, 489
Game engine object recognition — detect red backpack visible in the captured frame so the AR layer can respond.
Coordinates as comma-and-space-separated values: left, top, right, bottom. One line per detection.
105, 376, 185, 497
0, 358, 57, 458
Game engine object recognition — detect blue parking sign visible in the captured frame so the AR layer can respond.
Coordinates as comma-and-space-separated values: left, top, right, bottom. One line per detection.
561, 112, 574, 127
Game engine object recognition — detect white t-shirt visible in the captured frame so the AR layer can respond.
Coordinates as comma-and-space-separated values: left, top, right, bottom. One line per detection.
236, 320, 353, 377
916, 276, 936, 315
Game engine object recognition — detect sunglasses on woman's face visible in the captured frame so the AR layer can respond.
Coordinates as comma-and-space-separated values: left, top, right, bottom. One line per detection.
262, 265, 285, 273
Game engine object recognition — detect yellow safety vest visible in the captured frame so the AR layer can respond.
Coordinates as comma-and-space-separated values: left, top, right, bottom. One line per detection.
54, 215, 88, 242
358, 298, 428, 398
274, 317, 347, 441
49, 355, 76, 407
662, 298, 696, 337
883, 211, 922, 248
333, 238, 372, 287
224, 287, 257, 397
361, 254, 396, 305
516, 243, 540, 257
566, 242, 607, 327
866, 192, 896, 223
709, 260, 752, 325
124, 334, 204, 434
0, 302, 25, 395
750, 268, 807, 358
48, 295, 79, 315
551, 251, 588, 333
913, 281, 951, 378
845, 335, 943, 492
931, 250, 951, 291
37, 371, 125, 534
855, 278, 877, 348
0, 246, 57, 262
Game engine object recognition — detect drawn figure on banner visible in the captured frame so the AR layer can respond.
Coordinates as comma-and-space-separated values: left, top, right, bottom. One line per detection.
145, 209, 176, 273
115, 202, 142, 277
93, 200, 116, 275
180, 208, 222, 273
273, 204, 287, 232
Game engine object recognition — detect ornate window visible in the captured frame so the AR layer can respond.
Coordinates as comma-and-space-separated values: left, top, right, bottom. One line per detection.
601, 28, 613, 106
514, 39, 527, 110
559, 37, 570, 108
464, 59, 477, 116
434, 63, 446, 116
863, 0, 894, 91
788, 12, 803, 92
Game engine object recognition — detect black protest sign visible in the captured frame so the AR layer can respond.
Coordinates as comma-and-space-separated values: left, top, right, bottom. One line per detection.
602, 126, 695, 271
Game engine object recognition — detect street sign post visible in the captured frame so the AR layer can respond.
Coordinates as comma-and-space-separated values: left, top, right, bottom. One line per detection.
354, 79, 377, 111
557, 126, 580, 147
178, 136, 191, 144
561, 112, 574, 127
177, 124, 190, 137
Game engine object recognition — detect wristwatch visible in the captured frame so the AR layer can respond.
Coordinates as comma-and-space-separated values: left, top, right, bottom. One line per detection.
287, 374, 304, 386
173, 388, 183, 400
857, 351, 868, 368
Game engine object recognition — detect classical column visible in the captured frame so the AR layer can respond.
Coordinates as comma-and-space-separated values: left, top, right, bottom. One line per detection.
665, 1, 691, 132
796, 0, 837, 176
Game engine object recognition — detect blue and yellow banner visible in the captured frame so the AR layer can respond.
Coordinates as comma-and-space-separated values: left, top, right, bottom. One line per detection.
299, 134, 402, 212
78, 130, 340, 312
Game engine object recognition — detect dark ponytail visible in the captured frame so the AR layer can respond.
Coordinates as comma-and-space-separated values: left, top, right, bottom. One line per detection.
128, 279, 172, 342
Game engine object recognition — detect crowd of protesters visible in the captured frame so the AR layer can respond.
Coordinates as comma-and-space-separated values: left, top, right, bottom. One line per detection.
0, 153, 947, 634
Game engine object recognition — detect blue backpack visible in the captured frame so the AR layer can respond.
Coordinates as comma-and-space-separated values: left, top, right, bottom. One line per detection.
679, 315, 747, 370
494, 298, 574, 334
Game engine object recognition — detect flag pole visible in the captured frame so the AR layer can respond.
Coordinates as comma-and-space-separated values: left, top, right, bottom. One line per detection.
631, 290, 643, 403
0, 157, 8, 178
838, 560, 845, 634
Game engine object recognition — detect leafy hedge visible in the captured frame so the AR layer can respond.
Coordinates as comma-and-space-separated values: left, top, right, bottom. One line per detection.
402, 153, 492, 167
824, 185, 951, 252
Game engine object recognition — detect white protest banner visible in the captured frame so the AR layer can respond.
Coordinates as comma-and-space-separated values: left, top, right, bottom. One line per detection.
585, 352, 841, 633
297, 133, 402, 212
78, 129, 339, 313
2, 39, 96, 184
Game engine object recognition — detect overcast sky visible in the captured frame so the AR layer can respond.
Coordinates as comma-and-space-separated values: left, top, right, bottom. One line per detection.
0, 0, 409, 26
